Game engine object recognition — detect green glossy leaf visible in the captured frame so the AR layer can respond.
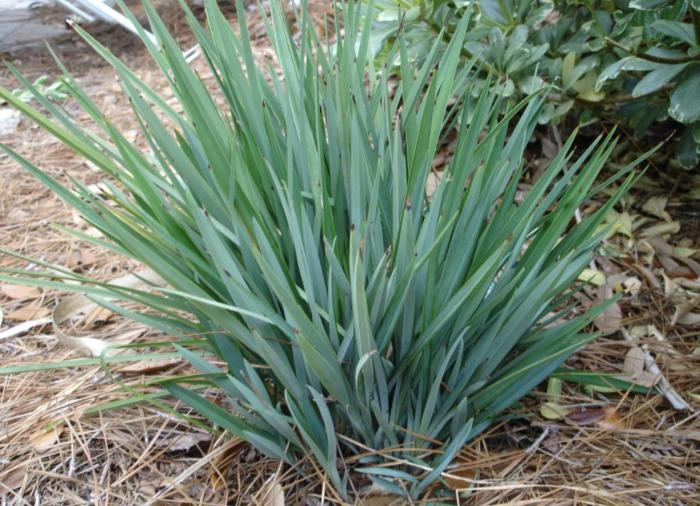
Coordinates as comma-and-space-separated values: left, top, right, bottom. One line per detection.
632, 62, 689, 97
652, 20, 696, 46
669, 67, 700, 123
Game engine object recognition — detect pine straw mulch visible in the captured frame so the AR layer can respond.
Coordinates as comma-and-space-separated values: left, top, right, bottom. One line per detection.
0, 2, 699, 504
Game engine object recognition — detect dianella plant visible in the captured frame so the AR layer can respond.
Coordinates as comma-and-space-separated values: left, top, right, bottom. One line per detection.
0, 0, 644, 499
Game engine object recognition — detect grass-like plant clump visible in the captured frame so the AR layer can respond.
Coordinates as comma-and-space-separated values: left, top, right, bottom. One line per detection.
0, 0, 646, 498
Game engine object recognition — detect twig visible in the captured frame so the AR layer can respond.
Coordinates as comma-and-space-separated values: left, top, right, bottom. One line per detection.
604, 37, 700, 64
525, 426, 550, 455
0, 318, 52, 342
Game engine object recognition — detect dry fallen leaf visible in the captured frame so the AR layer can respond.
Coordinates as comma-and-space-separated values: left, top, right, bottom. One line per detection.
83, 305, 114, 327
444, 467, 476, 491
0, 464, 27, 492
677, 312, 700, 327
597, 407, 624, 430
593, 285, 622, 333
262, 482, 285, 506
1, 284, 41, 300
158, 432, 212, 452
71, 211, 103, 238
673, 246, 698, 258
566, 408, 605, 425
622, 346, 645, 375
663, 273, 683, 298
633, 262, 660, 289
672, 298, 700, 326
209, 438, 245, 491
64, 249, 99, 270
621, 328, 689, 410
358, 497, 409, 506
620, 346, 659, 387
640, 221, 680, 238
7, 305, 51, 322
623, 276, 642, 296
672, 252, 700, 277
29, 423, 64, 453
118, 357, 181, 375
52, 269, 162, 357
647, 237, 700, 277
566, 406, 624, 430
605, 210, 633, 238
676, 278, 700, 290
642, 196, 672, 222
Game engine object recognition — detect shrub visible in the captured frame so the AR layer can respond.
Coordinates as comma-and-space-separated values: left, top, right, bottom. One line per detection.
365, 0, 700, 168
0, 0, 642, 498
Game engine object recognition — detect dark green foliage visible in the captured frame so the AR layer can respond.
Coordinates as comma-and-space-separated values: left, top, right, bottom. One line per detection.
365, 0, 700, 168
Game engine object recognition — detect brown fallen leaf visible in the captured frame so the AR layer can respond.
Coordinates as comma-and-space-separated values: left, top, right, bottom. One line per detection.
566, 408, 605, 425
117, 357, 181, 375
7, 305, 51, 322
657, 253, 682, 273
64, 249, 99, 270
677, 278, 700, 290
83, 305, 114, 327
648, 237, 700, 276
640, 221, 680, 238
357, 497, 409, 506
0, 464, 27, 492
52, 269, 162, 357
566, 407, 624, 430
1, 284, 41, 300
637, 238, 656, 265
158, 431, 211, 452
598, 407, 625, 430
671, 298, 700, 326
209, 438, 245, 491
633, 263, 661, 289
675, 255, 700, 277
29, 423, 64, 453
444, 467, 476, 491
593, 285, 622, 333
663, 273, 683, 298
620, 346, 659, 387
5, 208, 31, 222
622, 346, 645, 375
